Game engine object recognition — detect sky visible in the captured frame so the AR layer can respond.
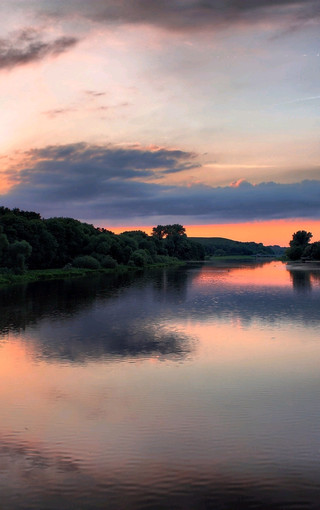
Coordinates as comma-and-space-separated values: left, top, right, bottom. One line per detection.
0, 0, 319, 246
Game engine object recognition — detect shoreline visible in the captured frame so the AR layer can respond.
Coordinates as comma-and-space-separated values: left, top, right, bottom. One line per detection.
285, 260, 320, 270
3, 257, 319, 287
0, 260, 185, 288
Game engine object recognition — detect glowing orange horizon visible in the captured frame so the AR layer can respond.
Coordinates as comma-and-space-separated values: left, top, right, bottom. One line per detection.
106, 219, 320, 247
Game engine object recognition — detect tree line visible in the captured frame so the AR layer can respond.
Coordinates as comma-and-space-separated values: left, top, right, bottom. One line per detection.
286, 230, 320, 261
0, 207, 204, 273
189, 236, 275, 257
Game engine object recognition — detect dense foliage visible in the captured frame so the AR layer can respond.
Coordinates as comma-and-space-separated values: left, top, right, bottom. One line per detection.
286, 230, 320, 261
190, 236, 275, 258
0, 207, 204, 273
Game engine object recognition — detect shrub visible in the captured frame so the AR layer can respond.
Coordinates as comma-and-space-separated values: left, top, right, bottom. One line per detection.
130, 249, 149, 267
72, 255, 100, 269
100, 255, 118, 269
214, 249, 226, 257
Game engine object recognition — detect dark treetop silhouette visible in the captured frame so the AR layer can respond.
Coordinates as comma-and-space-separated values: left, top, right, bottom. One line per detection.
0, 207, 204, 272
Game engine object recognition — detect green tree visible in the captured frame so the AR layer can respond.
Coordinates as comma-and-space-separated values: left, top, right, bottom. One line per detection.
287, 230, 313, 260
6, 240, 32, 271
165, 224, 186, 238
45, 217, 96, 267
0, 226, 9, 265
152, 224, 186, 239
290, 230, 313, 247
303, 241, 320, 261
130, 249, 149, 267
99, 255, 118, 269
152, 225, 167, 240
72, 255, 101, 269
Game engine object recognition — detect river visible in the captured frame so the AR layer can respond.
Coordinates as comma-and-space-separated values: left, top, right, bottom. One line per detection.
0, 260, 320, 509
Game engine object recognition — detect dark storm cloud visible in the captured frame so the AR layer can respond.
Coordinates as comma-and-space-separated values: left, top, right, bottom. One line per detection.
37, 0, 319, 30
2, 143, 320, 223
0, 29, 78, 70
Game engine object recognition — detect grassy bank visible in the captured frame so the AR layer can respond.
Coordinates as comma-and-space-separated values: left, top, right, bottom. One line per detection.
0, 259, 185, 287
0, 267, 117, 286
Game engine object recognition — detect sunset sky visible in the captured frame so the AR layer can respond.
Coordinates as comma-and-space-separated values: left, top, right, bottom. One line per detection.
0, 0, 319, 245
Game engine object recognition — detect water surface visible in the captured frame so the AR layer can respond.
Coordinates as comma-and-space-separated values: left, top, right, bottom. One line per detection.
1, 261, 320, 509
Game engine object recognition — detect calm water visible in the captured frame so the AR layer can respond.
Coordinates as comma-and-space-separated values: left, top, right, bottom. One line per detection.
0, 261, 320, 509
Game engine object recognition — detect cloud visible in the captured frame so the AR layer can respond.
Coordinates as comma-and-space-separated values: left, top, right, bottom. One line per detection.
84, 90, 107, 98
35, 0, 319, 31
23, 142, 197, 172
273, 96, 320, 107
230, 179, 251, 188
3, 142, 198, 201
0, 29, 78, 70
43, 107, 78, 118
1, 143, 320, 224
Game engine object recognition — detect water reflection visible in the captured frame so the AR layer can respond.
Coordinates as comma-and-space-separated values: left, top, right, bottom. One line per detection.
1, 262, 320, 364
2, 433, 320, 510
0, 271, 136, 334
1, 261, 320, 509
287, 262, 320, 293
289, 269, 312, 292
0, 270, 194, 363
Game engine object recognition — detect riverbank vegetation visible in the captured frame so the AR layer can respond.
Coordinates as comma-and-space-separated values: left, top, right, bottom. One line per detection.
0, 260, 185, 286
0, 207, 205, 283
189, 236, 282, 259
286, 230, 320, 261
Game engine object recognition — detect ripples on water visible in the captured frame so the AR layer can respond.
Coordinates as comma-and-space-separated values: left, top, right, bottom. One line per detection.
0, 261, 320, 509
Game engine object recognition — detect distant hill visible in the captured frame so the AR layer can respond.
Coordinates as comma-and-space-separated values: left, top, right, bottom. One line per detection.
189, 237, 282, 257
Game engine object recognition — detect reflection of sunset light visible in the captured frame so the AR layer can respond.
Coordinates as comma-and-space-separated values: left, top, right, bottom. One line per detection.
0, 339, 32, 378
172, 319, 320, 371
193, 261, 290, 288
